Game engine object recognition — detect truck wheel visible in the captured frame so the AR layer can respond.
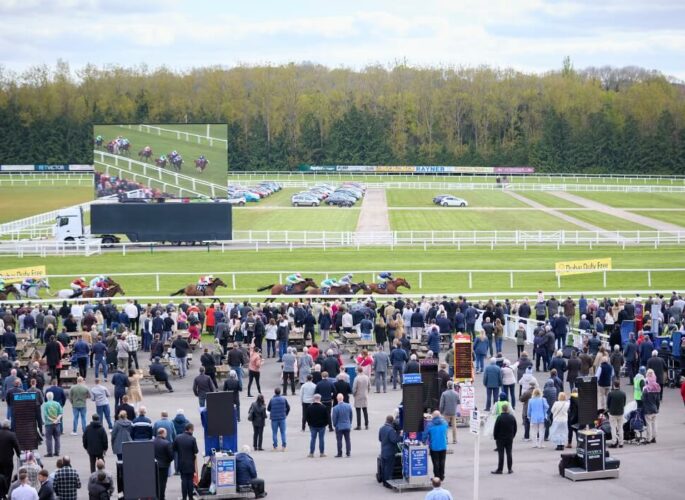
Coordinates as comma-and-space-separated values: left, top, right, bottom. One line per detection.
100, 236, 116, 248
64, 237, 75, 242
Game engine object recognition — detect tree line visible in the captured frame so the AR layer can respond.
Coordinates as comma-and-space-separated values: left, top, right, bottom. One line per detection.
0, 60, 684, 172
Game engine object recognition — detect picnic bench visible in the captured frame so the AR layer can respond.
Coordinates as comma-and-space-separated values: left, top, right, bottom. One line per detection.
215, 365, 230, 380
141, 369, 165, 392
59, 369, 78, 388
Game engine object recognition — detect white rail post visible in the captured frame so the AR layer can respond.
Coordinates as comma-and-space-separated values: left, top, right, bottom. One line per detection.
468, 272, 473, 289
419, 272, 423, 289
232, 274, 236, 290
603, 271, 607, 288
557, 274, 561, 288
510, 271, 514, 289
647, 271, 652, 287
155, 274, 160, 292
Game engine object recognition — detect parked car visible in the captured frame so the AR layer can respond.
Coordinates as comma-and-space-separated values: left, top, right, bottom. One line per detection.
234, 190, 260, 202
227, 195, 246, 206
292, 194, 320, 207
439, 195, 468, 207
326, 194, 355, 207
432, 194, 452, 204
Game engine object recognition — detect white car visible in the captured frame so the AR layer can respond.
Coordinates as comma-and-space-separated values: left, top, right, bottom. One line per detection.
291, 194, 320, 207
227, 196, 246, 206
439, 196, 468, 207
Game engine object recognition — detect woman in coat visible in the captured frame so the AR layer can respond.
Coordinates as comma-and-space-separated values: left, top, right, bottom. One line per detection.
111, 411, 132, 459
473, 332, 489, 373
318, 307, 333, 343
515, 323, 527, 357
500, 360, 517, 409
352, 366, 370, 430
374, 314, 387, 350
494, 318, 504, 353
356, 350, 373, 378
527, 388, 549, 449
549, 392, 570, 450
247, 394, 267, 451
642, 369, 661, 443
297, 349, 313, 386
127, 369, 143, 407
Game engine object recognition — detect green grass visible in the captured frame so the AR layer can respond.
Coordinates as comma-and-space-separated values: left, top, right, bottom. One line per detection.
558, 210, 651, 231
0, 185, 94, 223
630, 211, 685, 228
386, 190, 527, 208
94, 124, 228, 187
232, 208, 359, 231
3, 247, 683, 296
389, 210, 581, 231
567, 192, 685, 209
517, 192, 583, 208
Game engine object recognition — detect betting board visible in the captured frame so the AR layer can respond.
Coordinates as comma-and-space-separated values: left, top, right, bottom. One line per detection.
453, 334, 473, 381
13, 392, 39, 450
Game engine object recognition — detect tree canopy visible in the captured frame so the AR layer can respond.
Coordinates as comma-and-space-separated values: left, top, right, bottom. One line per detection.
0, 60, 683, 173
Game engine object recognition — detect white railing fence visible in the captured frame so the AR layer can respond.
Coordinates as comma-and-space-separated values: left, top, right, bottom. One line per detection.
94, 150, 227, 197
117, 124, 228, 149
0, 173, 93, 186
4, 268, 683, 292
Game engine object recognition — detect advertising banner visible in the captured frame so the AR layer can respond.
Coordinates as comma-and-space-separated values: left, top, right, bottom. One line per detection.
0, 266, 47, 284
0, 164, 94, 172
493, 166, 535, 174
298, 165, 534, 174
554, 258, 612, 276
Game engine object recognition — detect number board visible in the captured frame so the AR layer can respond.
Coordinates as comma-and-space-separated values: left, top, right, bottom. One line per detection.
13, 393, 39, 451
453, 335, 473, 381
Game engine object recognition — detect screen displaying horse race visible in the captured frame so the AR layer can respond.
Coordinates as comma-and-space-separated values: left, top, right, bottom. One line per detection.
93, 123, 229, 198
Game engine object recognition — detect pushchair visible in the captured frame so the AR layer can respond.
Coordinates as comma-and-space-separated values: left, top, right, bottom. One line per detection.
623, 408, 648, 445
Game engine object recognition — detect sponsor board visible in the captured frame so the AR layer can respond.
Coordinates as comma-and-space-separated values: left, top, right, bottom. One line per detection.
0, 266, 47, 284
555, 258, 612, 276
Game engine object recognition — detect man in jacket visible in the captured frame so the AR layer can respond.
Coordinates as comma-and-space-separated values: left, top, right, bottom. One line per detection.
439, 381, 461, 444
623, 334, 638, 385
267, 387, 290, 451
42, 392, 63, 457
38, 469, 55, 500
373, 349, 390, 393
131, 406, 154, 441
53, 455, 81, 500
390, 343, 408, 389
378, 415, 402, 488
606, 381, 626, 448
192, 367, 216, 407
0, 420, 20, 485
154, 428, 174, 500
305, 394, 328, 457
174, 423, 199, 500
425, 411, 448, 481
331, 393, 353, 457
82, 414, 108, 473
149, 358, 174, 392
90, 378, 113, 431
235, 446, 267, 498
492, 403, 517, 474
110, 369, 129, 409
227, 343, 246, 390
483, 358, 502, 411
315, 373, 336, 432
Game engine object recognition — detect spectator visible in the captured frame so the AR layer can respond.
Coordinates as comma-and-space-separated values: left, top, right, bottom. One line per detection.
527, 388, 549, 449
192, 367, 216, 407
116, 334, 129, 371
247, 394, 267, 451
483, 358, 502, 411
41, 392, 63, 457
646, 350, 666, 401
235, 446, 267, 498
153, 428, 173, 500
372, 348, 390, 393
110, 369, 129, 409
247, 346, 263, 397
352, 367, 370, 431
87, 471, 111, 500
424, 477, 453, 500
596, 356, 613, 412
37, 469, 54, 500
90, 379, 113, 431
281, 348, 297, 396
492, 403, 517, 475
331, 393, 353, 457
425, 411, 448, 481
111, 411, 132, 460
126, 330, 141, 370
438, 381, 460, 445
389, 341, 408, 389
171, 334, 189, 379
10, 472, 37, 500
267, 387, 290, 451
305, 394, 328, 458
378, 415, 402, 489
52, 456, 81, 500
473, 332, 489, 373
222, 370, 242, 422
131, 406, 153, 441
82, 414, 108, 473
642, 369, 661, 444
173, 423, 199, 500
606, 380, 627, 448
69, 377, 90, 435
549, 393, 570, 451
148, 358, 174, 393
314, 372, 336, 432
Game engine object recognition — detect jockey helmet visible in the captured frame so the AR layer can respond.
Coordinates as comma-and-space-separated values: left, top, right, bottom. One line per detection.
296, 273, 302, 278
80, 277, 86, 282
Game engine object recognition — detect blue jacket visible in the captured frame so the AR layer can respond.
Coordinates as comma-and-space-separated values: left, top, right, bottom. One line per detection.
267, 395, 290, 420
527, 396, 549, 424
378, 422, 402, 458
235, 453, 257, 486
639, 341, 654, 366
473, 337, 489, 356
73, 339, 90, 359
483, 364, 502, 388
410, 311, 424, 328
465, 306, 478, 324
331, 402, 353, 431
318, 313, 332, 330
92, 341, 107, 361
454, 312, 466, 331
553, 316, 569, 337
427, 330, 441, 354
425, 416, 448, 452
390, 347, 408, 367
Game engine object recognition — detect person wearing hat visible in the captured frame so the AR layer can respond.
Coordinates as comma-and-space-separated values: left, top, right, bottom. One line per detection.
519, 381, 537, 442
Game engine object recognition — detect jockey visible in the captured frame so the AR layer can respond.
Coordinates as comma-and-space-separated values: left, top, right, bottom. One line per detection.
21, 277, 37, 292
0, 277, 5, 291
286, 273, 304, 285
199, 154, 206, 161
320, 278, 337, 294
143, 145, 152, 153
121, 138, 129, 147
338, 273, 353, 286
70, 277, 88, 292
96, 135, 103, 143
89, 275, 108, 297
198, 275, 214, 287
377, 272, 393, 284
171, 150, 178, 159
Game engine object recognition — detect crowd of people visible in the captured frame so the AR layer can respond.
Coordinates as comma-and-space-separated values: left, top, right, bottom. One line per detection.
94, 172, 171, 199
0, 290, 683, 499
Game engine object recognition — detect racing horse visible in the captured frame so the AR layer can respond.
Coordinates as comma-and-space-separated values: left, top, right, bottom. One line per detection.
0, 287, 21, 300
257, 278, 317, 301
119, 141, 131, 156
94, 137, 104, 148
10, 279, 51, 299
155, 157, 168, 169
81, 282, 126, 298
169, 154, 183, 172
106, 140, 120, 155
194, 157, 209, 172
170, 277, 227, 297
364, 277, 411, 295
306, 281, 370, 295
138, 147, 153, 162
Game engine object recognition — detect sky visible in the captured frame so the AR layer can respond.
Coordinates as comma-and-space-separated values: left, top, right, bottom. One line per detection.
1, 0, 684, 79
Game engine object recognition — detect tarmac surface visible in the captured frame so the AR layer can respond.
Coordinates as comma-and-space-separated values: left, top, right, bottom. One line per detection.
24, 337, 684, 500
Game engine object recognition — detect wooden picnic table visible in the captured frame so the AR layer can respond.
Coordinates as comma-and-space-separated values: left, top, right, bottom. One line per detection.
215, 365, 230, 379
16, 333, 30, 341
354, 340, 376, 349
59, 369, 78, 387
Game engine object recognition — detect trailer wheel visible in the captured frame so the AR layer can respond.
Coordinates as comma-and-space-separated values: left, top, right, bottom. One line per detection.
101, 236, 116, 248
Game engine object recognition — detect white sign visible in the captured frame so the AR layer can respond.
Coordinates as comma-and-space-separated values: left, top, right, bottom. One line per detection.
459, 383, 475, 412
470, 410, 480, 435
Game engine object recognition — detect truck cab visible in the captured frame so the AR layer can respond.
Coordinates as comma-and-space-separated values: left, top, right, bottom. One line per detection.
54, 207, 85, 241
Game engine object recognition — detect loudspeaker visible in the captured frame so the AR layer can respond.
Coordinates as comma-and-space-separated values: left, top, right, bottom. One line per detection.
207, 391, 236, 436
122, 441, 158, 499
576, 377, 598, 427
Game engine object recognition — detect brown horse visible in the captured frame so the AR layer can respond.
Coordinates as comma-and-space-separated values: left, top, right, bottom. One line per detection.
0, 287, 21, 300
82, 282, 126, 298
365, 277, 411, 295
257, 278, 317, 300
171, 278, 227, 297
306, 281, 370, 295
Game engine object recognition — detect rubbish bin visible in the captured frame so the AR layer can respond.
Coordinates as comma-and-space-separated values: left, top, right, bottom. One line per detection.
345, 364, 357, 387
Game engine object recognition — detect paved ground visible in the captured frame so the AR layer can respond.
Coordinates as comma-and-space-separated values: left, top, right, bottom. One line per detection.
24, 337, 683, 500
355, 189, 392, 244
506, 192, 611, 234
551, 191, 685, 232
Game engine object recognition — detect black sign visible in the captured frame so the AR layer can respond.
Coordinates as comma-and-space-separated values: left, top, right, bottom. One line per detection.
207, 392, 236, 436
122, 441, 158, 498
13, 392, 39, 451
577, 430, 605, 471
576, 377, 598, 427
402, 384, 424, 433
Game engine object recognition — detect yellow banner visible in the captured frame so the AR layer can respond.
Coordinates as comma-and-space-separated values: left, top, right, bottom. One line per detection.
0, 266, 47, 284
555, 258, 612, 276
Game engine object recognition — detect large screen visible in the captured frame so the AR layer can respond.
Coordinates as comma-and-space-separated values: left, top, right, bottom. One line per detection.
93, 123, 228, 198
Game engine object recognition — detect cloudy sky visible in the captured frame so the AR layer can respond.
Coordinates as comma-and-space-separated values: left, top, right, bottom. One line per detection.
1, 0, 684, 78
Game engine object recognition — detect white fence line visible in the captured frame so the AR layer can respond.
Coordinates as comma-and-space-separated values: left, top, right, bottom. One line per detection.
118, 124, 228, 149
94, 161, 206, 198
94, 150, 227, 197
273, 180, 685, 192
6, 268, 684, 292
0, 174, 93, 186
